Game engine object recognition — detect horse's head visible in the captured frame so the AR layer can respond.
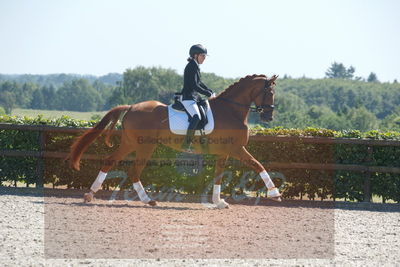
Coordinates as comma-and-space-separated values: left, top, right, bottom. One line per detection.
252, 75, 278, 122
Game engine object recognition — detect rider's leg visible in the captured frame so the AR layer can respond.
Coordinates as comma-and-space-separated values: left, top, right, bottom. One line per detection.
181, 114, 200, 150
181, 100, 201, 151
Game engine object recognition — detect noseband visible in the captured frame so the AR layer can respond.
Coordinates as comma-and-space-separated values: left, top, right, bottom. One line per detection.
219, 79, 275, 113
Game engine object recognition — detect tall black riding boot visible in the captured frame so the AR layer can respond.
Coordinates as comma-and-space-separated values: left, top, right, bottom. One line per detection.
181, 115, 200, 152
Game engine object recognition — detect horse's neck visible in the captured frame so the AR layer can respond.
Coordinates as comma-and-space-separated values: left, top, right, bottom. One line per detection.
225, 83, 251, 102
210, 95, 251, 125
211, 77, 259, 126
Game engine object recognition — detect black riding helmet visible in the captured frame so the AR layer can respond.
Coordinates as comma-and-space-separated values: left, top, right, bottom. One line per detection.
189, 44, 208, 57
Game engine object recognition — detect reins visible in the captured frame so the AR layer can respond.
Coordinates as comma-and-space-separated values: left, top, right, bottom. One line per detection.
218, 97, 273, 113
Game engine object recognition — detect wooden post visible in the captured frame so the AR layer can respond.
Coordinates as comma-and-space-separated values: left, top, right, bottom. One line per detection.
36, 129, 45, 188
363, 146, 373, 202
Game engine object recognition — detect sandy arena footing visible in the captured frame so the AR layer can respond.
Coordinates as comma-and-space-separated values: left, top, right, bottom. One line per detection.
0, 187, 399, 266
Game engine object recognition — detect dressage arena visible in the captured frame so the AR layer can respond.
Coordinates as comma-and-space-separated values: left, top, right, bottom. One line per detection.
1, 187, 399, 266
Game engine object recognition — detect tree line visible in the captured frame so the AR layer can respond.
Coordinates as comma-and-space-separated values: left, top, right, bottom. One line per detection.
0, 63, 399, 131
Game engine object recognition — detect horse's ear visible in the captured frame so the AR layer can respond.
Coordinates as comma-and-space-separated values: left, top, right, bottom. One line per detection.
267, 74, 278, 86
270, 75, 279, 82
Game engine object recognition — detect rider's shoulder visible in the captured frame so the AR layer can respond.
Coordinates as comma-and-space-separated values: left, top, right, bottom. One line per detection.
184, 60, 198, 74
187, 58, 199, 69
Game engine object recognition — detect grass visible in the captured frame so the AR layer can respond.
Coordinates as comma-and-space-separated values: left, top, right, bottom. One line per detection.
11, 108, 107, 121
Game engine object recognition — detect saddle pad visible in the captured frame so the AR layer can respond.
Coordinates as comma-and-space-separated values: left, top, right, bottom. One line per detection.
168, 102, 214, 136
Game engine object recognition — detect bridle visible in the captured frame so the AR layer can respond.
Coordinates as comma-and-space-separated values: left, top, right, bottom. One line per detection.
218, 79, 275, 113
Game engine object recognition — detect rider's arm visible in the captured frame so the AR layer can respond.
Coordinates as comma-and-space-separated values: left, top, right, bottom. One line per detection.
199, 81, 214, 95
187, 63, 212, 97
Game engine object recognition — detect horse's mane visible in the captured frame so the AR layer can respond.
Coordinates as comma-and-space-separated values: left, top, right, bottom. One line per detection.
217, 74, 267, 98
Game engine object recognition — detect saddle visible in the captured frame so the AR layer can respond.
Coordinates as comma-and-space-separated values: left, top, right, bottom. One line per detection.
171, 93, 209, 131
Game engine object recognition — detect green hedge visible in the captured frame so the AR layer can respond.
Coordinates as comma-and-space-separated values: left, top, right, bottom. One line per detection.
1, 115, 399, 203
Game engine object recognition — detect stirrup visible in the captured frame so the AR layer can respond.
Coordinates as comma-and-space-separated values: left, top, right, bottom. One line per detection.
181, 135, 194, 152
184, 148, 194, 153
181, 141, 194, 152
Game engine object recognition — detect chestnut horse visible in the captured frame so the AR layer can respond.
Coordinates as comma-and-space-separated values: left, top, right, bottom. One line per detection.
69, 74, 281, 208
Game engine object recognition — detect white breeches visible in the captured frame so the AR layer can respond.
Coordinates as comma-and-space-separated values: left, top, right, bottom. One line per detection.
181, 100, 201, 118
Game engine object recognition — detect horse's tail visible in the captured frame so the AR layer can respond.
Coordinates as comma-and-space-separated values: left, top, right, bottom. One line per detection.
68, 105, 131, 170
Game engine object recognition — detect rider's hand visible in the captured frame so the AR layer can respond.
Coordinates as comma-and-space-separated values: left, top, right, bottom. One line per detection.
210, 93, 216, 98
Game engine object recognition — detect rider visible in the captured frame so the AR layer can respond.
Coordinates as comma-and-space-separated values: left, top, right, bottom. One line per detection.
181, 44, 215, 151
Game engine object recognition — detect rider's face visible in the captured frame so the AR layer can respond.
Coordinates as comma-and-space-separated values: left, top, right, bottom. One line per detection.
196, 54, 206, 64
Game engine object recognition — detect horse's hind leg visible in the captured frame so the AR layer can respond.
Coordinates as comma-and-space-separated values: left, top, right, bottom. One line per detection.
128, 144, 157, 206
84, 145, 134, 203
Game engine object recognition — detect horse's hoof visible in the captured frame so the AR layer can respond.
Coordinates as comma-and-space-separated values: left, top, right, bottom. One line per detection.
270, 196, 282, 202
83, 192, 93, 203
215, 199, 229, 209
267, 188, 281, 199
148, 200, 157, 206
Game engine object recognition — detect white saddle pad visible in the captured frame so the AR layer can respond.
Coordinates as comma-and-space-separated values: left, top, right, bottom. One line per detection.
167, 101, 214, 136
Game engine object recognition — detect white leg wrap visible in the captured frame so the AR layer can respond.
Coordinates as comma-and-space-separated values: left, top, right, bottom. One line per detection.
90, 171, 107, 193
267, 187, 281, 198
133, 181, 151, 204
260, 170, 275, 189
212, 184, 229, 208
212, 184, 221, 204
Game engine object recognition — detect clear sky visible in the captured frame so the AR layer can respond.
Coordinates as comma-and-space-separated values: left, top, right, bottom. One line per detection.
1, 0, 399, 82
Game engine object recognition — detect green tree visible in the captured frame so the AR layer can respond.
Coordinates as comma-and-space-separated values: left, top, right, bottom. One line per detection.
346, 107, 378, 131
0, 82, 18, 114
106, 84, 126, 109
325, 62, 355, 79
30, 89, 45, 109
18, 83, 37, 107
307, 105, 326, 120
307, 105, 348, 130
42, 85, 58, 110
275, 92, 307, 114
382, 115, 400, 131
92, 80, 114, 110
318, 113, 346, 130
380, 107, 400, 131
56, 79, 101, 111
0, 91, 16, 114
367, 72, 379, 83
124, 66, 163, 103
0, 68, 399, 132
107, 66, 181, 107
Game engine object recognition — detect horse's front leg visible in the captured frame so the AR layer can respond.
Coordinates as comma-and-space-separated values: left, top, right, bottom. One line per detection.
212, 155, 230, 209
230, 146, 281, 202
